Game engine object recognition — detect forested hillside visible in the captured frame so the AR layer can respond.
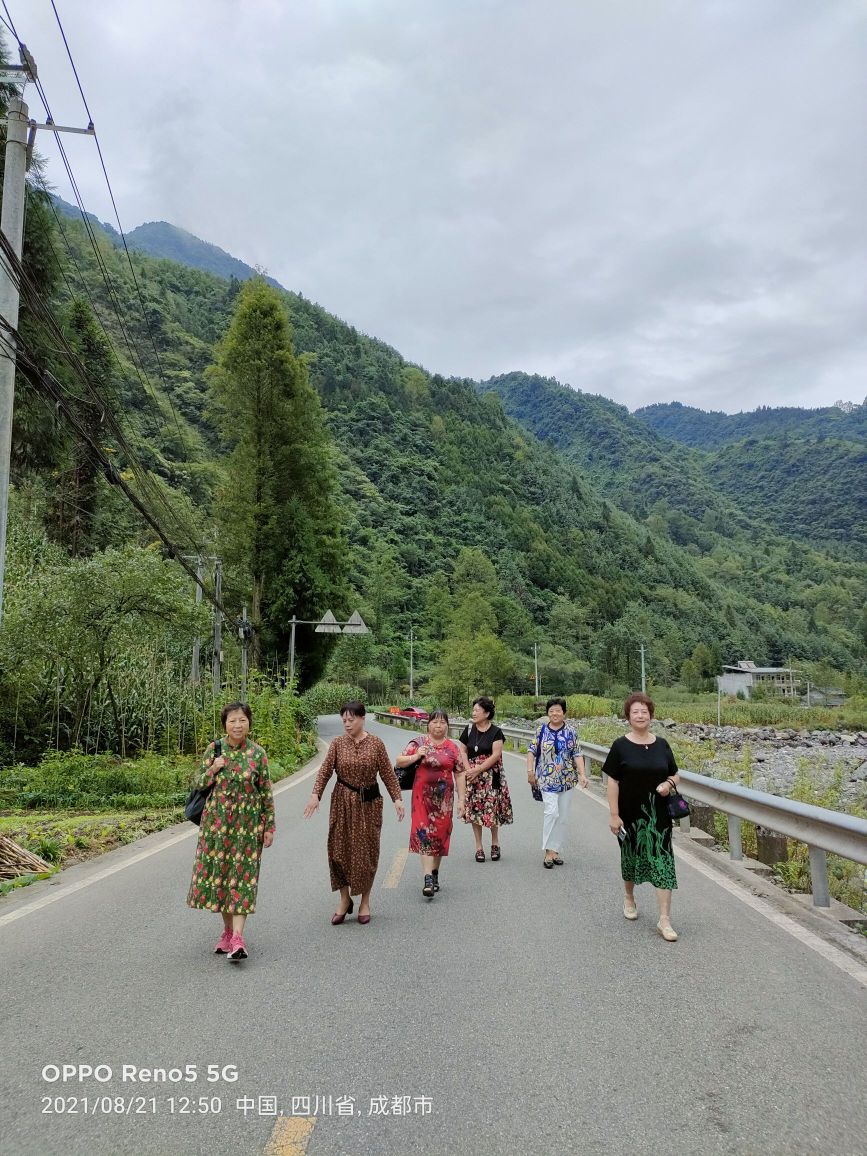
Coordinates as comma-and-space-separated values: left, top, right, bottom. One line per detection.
635, 399, 867, 449
709, 435, 867, 554
485, 372, 867, 562
4, 189, 866, 752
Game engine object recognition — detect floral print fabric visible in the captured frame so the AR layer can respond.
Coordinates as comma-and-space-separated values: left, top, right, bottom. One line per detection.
601, 735, 678, 890
404, 737, 463, 856
528, 722, 581, 793
187, 738, 275, 915
462, 756, 514, 828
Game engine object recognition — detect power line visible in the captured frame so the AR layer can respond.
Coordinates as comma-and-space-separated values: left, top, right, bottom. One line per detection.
46, 0, 185, 442
0, 10, 187, 446
0, 226, 202, 551
0, 316, 234, 621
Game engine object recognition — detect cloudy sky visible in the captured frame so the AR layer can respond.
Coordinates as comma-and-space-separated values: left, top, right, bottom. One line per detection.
11, 0, 867, 412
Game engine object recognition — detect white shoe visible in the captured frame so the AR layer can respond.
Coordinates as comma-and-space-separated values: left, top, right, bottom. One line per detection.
656, 921, 678, 942
623, 899, 638, 920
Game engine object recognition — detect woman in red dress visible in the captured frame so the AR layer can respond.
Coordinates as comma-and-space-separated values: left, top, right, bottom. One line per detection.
396, 710, 467, 899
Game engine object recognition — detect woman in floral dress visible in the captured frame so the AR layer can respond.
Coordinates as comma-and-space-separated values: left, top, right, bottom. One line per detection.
396, 709, 467, 899
187, 702, 275, 962
458, 696, 513, 862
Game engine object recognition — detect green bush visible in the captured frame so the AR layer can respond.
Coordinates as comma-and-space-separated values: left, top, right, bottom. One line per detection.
193, 675, 315, 764
2, 749, 193, 811
301, 683, 366, 717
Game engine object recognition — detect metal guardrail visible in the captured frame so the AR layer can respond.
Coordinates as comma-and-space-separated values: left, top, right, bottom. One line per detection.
373, 711, 867, 909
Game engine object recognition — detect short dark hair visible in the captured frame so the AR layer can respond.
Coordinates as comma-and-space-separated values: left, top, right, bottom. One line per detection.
472, 696, 495, 719
546, 696, 567, 713
428, 709, 450, 728
340, 700, 366, 718
221, 701, 252, 728
623, 692, 655, 720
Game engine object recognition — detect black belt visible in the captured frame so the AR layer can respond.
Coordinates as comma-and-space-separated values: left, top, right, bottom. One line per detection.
337, 776, 381, 803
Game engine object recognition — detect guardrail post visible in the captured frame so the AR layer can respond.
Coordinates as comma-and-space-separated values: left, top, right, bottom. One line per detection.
728, 815, 743, 860
808, 845, 831, 907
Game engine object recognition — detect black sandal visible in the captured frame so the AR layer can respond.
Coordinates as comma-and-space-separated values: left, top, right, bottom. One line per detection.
490, 845, 501, 861
431, 870, 440, 892
475, 849, 485, 863
422, 874, 435, 898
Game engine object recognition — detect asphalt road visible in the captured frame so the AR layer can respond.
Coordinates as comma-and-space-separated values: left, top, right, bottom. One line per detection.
1, 715, 866, 1156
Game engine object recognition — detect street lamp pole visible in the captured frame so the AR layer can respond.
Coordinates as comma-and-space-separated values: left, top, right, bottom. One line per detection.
288, 610, 368, 688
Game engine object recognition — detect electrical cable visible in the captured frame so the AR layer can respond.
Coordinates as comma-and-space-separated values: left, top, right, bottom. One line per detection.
0, 316, 236, 621
0, 228, 204, 551
47, 0, 186, 443
0, 8, 188, 447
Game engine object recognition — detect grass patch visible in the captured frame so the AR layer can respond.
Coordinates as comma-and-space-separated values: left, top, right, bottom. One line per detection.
0, 740, 317, 890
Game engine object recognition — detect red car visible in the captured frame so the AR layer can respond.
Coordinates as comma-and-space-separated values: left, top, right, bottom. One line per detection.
398, 706, 430, 722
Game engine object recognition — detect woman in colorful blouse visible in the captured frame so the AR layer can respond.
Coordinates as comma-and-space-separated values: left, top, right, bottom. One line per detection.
395, 710, 467, 899
527, 696, 588, 868
458, 696, 513, 862
187, 701, 275, 963
603, 692, 681, 942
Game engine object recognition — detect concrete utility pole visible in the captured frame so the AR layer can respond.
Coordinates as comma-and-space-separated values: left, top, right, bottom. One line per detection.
409, 627, 414, 700
185, 554, 204, 684
240, 605, 249, 698
212, 559, 223, 689
639, 644, 646, 694
0, 96, 29, 624
534, 642, 540, 697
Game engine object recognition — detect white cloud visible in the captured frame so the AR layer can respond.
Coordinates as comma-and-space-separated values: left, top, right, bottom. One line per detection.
14, 0, 867, 411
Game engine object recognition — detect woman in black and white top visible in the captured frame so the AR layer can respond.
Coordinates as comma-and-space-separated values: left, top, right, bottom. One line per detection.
458, 696, 513, 862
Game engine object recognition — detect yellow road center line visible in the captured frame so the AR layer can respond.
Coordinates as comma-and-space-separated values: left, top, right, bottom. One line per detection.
382, 847, 409, 888
264, 1116, 316, 1155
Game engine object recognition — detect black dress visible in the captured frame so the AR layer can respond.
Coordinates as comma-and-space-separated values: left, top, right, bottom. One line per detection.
458, 723, 514, 828
602, 736, 678, 890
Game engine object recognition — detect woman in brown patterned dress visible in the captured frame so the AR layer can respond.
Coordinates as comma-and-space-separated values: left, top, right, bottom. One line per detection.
304, 701, 404, 924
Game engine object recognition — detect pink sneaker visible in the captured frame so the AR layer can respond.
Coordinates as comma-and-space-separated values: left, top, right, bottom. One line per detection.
214, 929, 233, 954
227, 933, 248, 962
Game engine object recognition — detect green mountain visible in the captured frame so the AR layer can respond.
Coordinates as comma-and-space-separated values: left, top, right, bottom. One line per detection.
13, 209, 867, 693
483, 371, 867, 561
708, 434, 867, 554
52, 197, 283, 290
635, 399, 867, 449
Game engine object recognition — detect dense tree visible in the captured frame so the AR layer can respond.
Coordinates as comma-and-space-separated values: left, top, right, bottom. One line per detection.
208, 279, 348, 681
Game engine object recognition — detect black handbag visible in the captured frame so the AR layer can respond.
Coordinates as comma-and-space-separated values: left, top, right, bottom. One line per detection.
666, 787, 690, 821
184, 740, 220, 825
396, 761, 417, 791
396, 742, 425, 791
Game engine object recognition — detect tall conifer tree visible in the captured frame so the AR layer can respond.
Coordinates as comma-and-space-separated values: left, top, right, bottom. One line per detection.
209, 279, 348, 681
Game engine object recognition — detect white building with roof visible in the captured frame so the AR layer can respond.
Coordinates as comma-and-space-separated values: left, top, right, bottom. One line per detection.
716, 660, 799, 699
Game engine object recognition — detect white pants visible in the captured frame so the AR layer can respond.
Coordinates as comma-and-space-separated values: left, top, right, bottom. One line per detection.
542, 788, 573, 852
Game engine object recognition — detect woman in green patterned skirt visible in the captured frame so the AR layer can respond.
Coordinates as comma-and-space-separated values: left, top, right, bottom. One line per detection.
187, 701, 275, 962
603, 693, 681, 942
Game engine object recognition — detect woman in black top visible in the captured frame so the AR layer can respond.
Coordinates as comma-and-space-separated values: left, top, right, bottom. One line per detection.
458, 696, 513, 862
603, 692, 681, 941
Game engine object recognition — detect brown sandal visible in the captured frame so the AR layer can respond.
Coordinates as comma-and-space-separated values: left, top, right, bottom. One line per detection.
475, 849, 485, 863
490, 845, 501, 861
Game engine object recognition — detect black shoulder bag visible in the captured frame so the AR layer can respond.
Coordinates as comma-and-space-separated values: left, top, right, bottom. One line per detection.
185, 739, 220, 825
395, 743, 423, 791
